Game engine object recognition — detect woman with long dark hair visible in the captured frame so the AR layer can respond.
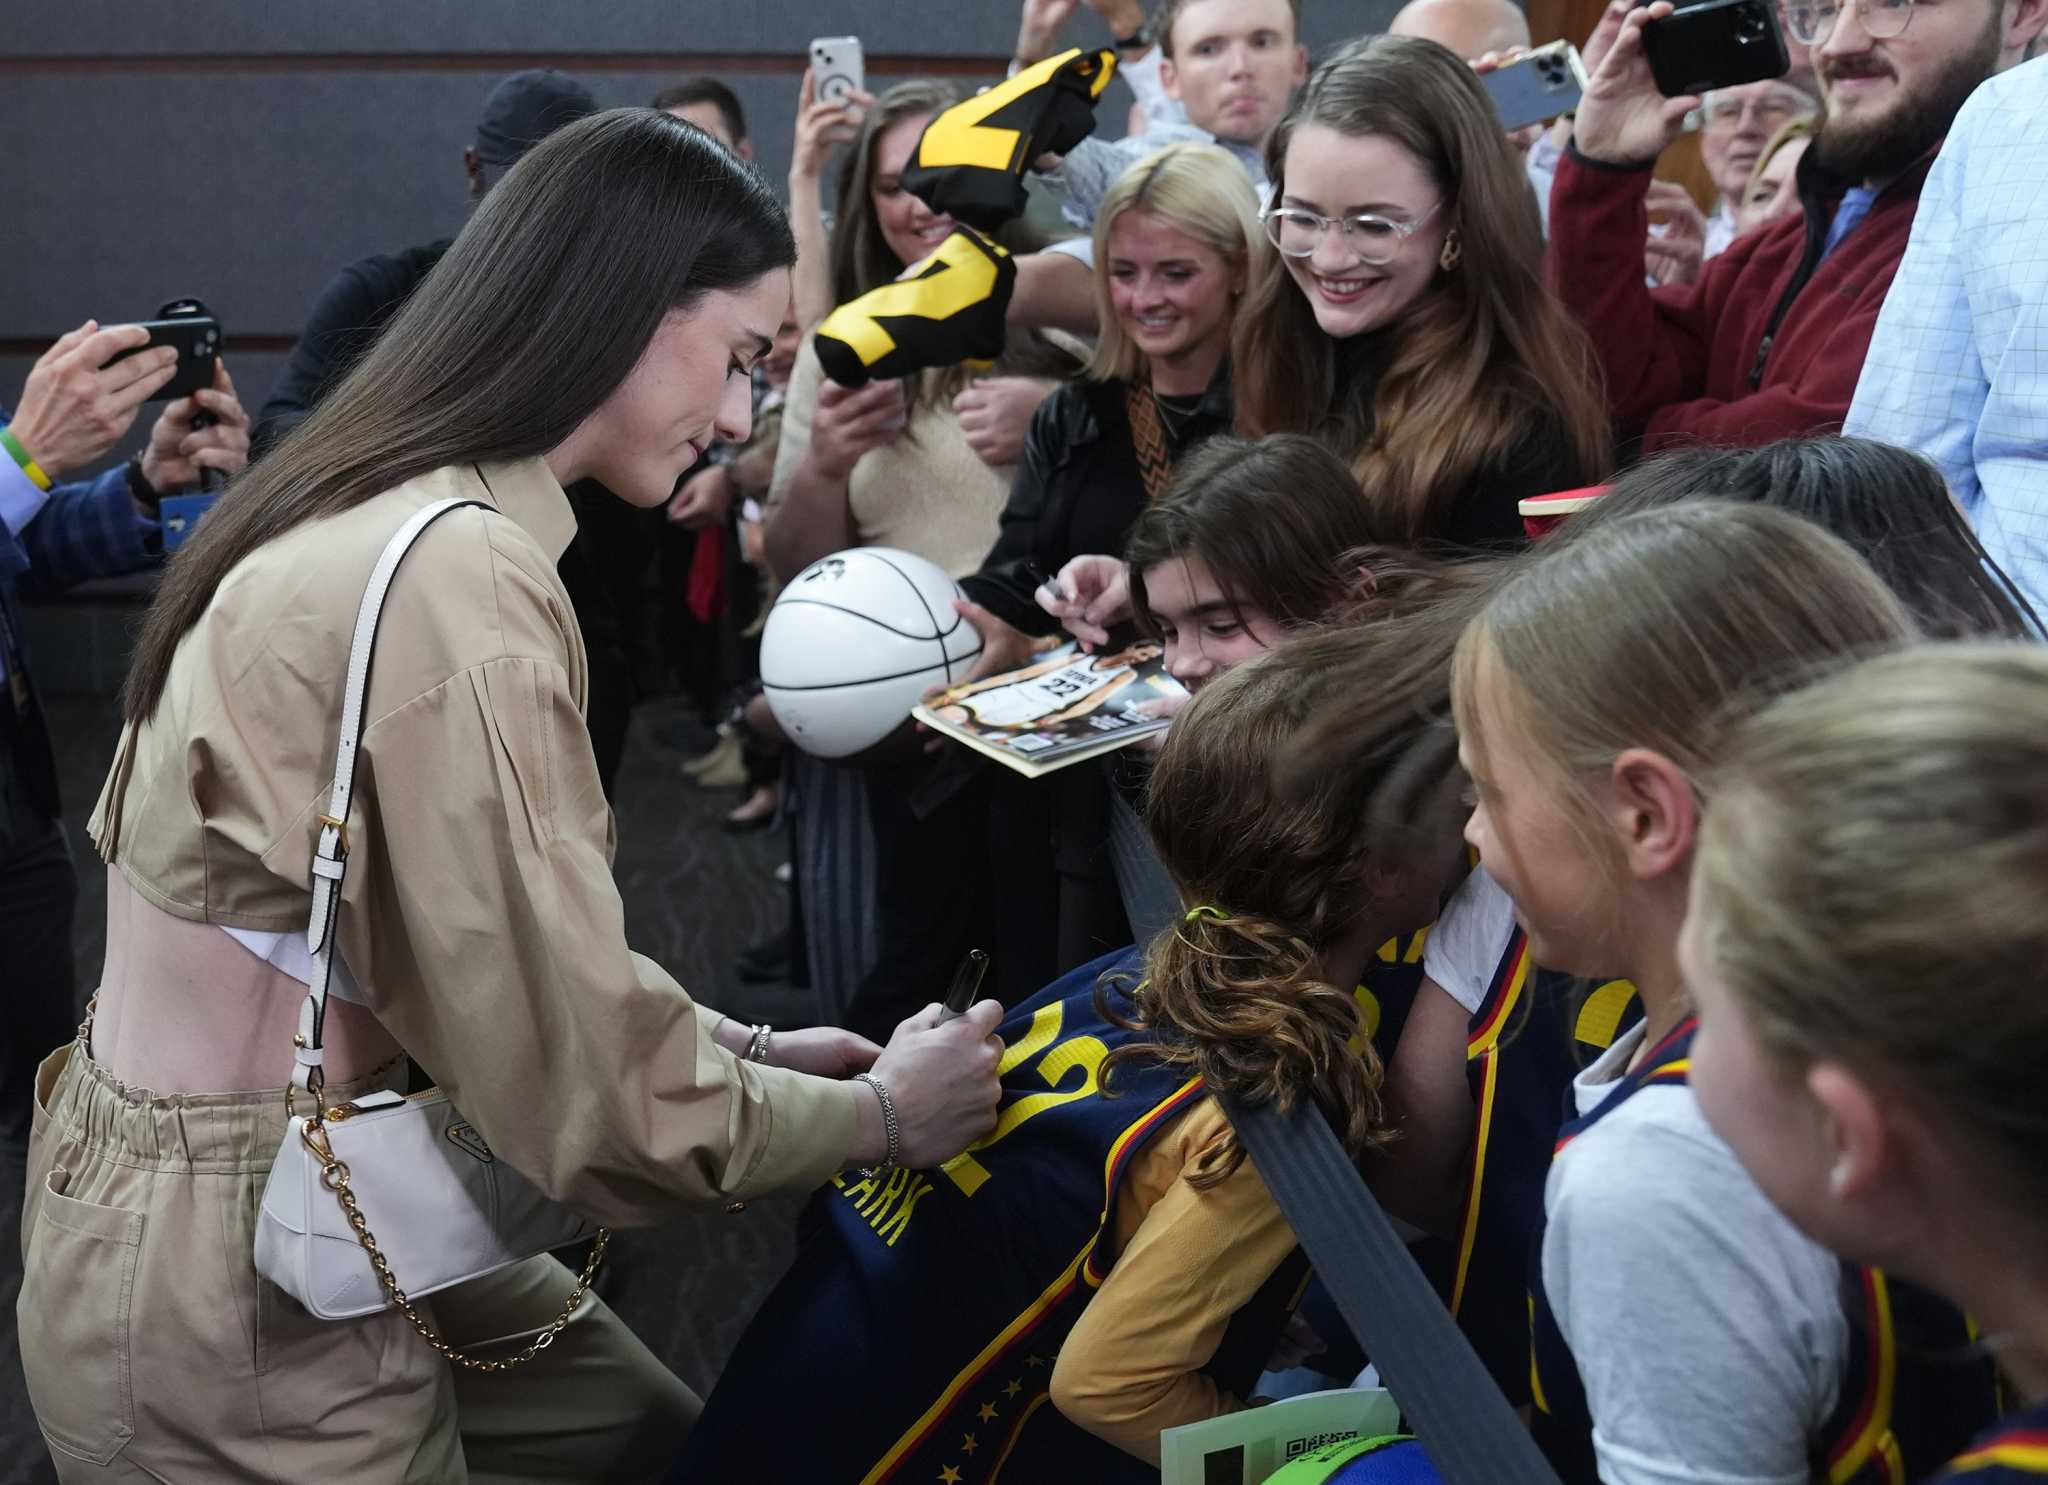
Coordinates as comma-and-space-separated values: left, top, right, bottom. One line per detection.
20, 112, 1000, 1480
1235, 35, 1610, 548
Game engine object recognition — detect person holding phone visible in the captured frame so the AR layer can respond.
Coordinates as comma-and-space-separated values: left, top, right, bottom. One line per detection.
0, 323, 247, 1178
18, 113, 1004, 1481
1233, 35, 1610, 549
1549, 0, 2046, 452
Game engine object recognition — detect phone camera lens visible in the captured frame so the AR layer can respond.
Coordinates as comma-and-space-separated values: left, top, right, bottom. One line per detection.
1736, 13, 1766, 39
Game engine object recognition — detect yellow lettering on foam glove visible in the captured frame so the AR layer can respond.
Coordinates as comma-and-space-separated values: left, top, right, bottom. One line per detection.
813, 229, 1012, 386
915, 49, 1112, 174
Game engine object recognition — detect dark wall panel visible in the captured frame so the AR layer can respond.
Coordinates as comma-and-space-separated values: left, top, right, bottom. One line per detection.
6, 1, 1031, 59
6, 2, 1402, 59
2, 1, 1415, 350
1, 69, 997, 338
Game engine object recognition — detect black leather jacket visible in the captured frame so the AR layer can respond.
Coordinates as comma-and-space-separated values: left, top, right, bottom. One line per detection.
959, 366, 1234, 635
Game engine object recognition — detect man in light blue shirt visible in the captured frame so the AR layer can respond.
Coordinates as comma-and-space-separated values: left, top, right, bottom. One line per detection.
1846, 54, 2048, 607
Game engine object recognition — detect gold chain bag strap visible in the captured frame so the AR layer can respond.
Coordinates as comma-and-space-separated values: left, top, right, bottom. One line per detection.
1124, 378, 1175, 504
253, 495, 605, 1368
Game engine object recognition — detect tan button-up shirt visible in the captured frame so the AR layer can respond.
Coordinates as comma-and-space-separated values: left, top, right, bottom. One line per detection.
90, 458, 861, 1226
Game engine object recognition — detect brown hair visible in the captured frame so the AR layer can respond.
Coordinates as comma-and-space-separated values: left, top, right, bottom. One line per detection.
1109, 606, 1472, 1186
125, 111, 794, 724
1452, 503, 1916, 849
1571, 436, 2040, 640
1157, 0, 1302, 57
1233, 36, 1610, 541
827, 79, 1076, 414
1126, 434, 1403, 638
1695, 643, 2048, 1216
1281, 546, 1510, 798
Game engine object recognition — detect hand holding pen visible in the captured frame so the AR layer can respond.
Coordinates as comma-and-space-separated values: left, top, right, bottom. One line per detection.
940, 949, 991, 1022
1034, 554, 1131, 651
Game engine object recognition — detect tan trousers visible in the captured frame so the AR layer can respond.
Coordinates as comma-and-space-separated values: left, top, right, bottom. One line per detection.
17, 1038, 700, 1482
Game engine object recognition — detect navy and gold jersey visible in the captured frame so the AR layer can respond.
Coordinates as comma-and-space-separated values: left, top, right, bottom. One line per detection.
1526, 1020, 1998, 1485
1929, 1406, 2048, 1480
673, 947, 1301, 1484
1439, 925, 1639, 1403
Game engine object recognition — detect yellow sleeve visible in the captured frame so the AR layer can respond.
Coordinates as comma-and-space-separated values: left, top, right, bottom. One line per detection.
1048, 1102, 1299, 1465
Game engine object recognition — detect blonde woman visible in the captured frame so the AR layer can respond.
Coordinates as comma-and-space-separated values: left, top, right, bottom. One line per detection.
1734, 114, 1819, 239
1684, 644, 2048, 1483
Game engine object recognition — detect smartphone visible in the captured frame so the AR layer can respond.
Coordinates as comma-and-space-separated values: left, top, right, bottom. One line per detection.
1480, 40, 1589, 130
1640, 0, 1790, 98
809, 35, 865, 106
105, 298, 220, 403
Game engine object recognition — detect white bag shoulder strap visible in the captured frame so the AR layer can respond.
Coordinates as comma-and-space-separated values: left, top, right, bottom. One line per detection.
293, 496, 493, 1093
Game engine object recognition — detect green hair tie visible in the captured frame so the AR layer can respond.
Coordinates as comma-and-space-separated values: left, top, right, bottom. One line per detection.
1184, 905, 1230, 924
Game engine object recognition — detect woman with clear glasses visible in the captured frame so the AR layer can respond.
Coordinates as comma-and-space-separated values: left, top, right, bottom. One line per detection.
1234, 35, 1611, 550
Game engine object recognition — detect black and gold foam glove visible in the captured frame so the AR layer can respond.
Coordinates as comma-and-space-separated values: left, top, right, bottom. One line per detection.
814, 228, 1016, 388
900, 48, 1119, 230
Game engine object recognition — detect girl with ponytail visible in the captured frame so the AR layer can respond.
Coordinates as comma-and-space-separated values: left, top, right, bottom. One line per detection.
1684, 643, 2048, 1483
1450, 501, 1998, 1485
677, 598, 1474, 1482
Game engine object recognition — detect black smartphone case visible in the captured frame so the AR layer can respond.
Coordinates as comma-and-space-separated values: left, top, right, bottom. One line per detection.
1641, 0, 1792, 97
106, 298, 221, 403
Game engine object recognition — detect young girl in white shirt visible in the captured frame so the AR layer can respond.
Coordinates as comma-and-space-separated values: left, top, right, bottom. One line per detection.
1684, 644, 2048, 1484
1448, 501, 1994, 1485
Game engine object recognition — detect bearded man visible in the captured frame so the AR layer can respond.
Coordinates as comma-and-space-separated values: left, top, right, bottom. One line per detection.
1544, 0, 2045, 451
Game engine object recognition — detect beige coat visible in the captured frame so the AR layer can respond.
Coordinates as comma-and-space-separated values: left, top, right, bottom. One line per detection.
90, 457, 860, 1227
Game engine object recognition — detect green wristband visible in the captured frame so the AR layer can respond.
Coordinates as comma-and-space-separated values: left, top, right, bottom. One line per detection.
0, 426, 53, 491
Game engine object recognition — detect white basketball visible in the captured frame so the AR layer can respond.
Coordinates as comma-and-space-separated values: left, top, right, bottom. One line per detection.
761, 547, 983, 758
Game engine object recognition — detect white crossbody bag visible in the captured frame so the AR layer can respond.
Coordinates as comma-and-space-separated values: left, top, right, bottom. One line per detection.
253, 497, 604, 1368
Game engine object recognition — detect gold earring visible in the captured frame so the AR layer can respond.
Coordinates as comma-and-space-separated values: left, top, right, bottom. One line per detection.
1438, 228, 1462, 272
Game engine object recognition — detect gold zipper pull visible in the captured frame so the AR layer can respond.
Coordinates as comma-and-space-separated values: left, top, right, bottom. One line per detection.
324, 1102, 360, 1122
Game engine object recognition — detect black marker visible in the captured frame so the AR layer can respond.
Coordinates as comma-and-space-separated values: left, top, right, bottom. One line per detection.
941, 949, 990, 1021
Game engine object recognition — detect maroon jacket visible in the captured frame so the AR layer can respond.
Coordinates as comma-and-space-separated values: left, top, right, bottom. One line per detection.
1546, 143, 1937, 452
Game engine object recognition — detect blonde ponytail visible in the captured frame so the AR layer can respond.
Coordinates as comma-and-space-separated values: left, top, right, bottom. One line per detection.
1695, 642, 2048, 1212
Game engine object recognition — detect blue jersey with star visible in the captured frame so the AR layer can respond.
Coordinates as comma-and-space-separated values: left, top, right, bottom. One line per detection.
671, 946, 1318, 1483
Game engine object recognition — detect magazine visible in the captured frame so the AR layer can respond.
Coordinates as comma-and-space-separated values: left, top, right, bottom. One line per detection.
912, 640, 1188, 778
